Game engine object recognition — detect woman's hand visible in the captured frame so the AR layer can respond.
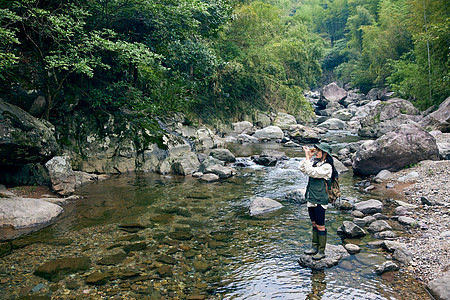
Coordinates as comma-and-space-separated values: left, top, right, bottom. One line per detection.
302, 146, 315, 160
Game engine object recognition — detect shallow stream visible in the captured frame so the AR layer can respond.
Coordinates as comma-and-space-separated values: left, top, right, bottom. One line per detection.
0, 138, 431, 299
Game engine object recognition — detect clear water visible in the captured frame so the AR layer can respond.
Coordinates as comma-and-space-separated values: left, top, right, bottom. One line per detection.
0, 140, 431, 299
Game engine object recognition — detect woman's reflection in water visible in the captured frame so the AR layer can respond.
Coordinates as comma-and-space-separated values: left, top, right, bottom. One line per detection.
306, 269, 327, 299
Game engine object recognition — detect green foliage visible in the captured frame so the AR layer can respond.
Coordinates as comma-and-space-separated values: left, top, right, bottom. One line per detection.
197, 1, 319, 122
294, 0, 448, 108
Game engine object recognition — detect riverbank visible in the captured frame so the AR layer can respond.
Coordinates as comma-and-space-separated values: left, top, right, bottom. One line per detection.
375, 160, 450, 284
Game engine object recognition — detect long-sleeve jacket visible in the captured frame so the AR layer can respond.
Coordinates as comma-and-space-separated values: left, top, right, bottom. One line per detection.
299, 159, 332, 206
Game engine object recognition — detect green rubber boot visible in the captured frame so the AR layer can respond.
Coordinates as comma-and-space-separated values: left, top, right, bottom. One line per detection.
304, 228, 318, 255
312, 230, 327, 260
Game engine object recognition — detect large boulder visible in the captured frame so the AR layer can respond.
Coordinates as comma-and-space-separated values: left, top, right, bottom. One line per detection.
0, 198, 63, 230
253, 126, 284, 140
420, 96, 450, 132
427, 271, 450, 300
287, 124, 320, 143
273, 113, 297, 129
232, 121, 254, 135
45, 156, 77, 196
331, 109, 353, 121
353, 123, 439, 176
209, 148, 236, 163
0, 99, 59, 166
318, 83, 348, 108
317, 118, 346, 130
358, 98, 421, 138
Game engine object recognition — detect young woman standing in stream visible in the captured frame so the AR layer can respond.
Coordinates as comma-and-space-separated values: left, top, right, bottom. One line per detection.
299, 142, 337, 260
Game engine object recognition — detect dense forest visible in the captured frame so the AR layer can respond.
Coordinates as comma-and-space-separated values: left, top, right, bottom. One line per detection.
0, 0, 448, 128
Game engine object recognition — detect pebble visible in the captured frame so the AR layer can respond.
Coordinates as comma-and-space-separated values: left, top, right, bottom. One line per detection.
386, 160, 450, 283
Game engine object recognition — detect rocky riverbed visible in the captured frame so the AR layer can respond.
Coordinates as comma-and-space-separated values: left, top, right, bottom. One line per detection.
374, 160, 450, 284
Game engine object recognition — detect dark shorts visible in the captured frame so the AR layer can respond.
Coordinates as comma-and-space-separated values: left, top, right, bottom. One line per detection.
308, 205, 326, 226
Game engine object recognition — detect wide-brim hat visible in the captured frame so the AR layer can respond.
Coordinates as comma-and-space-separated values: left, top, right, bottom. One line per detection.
314, 142, 332, 156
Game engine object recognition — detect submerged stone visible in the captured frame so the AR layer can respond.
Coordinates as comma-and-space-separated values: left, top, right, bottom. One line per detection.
97, 252, 128, 265
157, 265, 173, 277
85, 271, 112, 285
34, 257, 91, 282
123, 242, 147, 253
169, 230, 193, 241
193, 260, 212, 272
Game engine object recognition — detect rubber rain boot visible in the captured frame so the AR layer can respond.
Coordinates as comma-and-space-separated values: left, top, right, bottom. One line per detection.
312, 230, 327, 260
304, 227, 318, 255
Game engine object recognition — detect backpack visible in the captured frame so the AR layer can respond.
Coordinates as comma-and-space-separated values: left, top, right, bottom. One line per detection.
324, 177, 341, 205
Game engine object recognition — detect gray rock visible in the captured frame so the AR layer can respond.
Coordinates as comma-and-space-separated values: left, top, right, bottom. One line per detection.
249, 197, 283, 216
354, 199, 383, 215
252, 150, 287, 166
284, 188, 306, 204
373, 213, 389, 220
333, 158, 349, 174
317, 118, 347, 130
283, 141, 300, 147
0, 100, 60, 166
338, 200, 353, 210
368, 220, 392, 233
393, 246, 413, 265
344, 243, 361, 254
287, 124, 320, 143
420, 96, 450, 132
209, 148, 236, 163
45, 156, 76, 196
363, 216, 377, 225
397, 216, 416, 227
198, 156, 224, 172
338, 221, 366, 238
255, 113, 272, 128
232, 121, 254, 135
298, 244, 350, 269
0, 198, 63, 229
353, 218, 367, 227
353, 123, 439, 176
397, 171, 419, 182
199, 173, 220, 182
426, 271, 450, 300
351, 210, 365, 218
440, 231, 450, 238
358, 98, 421, 138
331, 109, 353, 121
273, 113, 297, 129
374, 231, 397, 239
375, 261, 399, 275
374, 170, 392, 182
236, 134, 259, 143
205, 165, 236, 179
28, 95, 47, 117
253, 126, 284, 140
394, 206, 409, 216
383, 241, 405, 252
320, 83, 348, 104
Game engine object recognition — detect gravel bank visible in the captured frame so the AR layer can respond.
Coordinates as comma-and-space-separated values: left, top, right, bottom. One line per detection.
382, 160, 450, 283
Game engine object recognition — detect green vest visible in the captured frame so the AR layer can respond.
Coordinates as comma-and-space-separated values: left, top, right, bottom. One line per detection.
305, 177, 329, 205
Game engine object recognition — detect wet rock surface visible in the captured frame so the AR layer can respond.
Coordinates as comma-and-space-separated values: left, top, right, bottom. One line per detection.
298, 244, 350, 269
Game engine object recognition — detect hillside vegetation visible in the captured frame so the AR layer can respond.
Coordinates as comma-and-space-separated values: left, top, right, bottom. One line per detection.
0, 0, 448, 127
